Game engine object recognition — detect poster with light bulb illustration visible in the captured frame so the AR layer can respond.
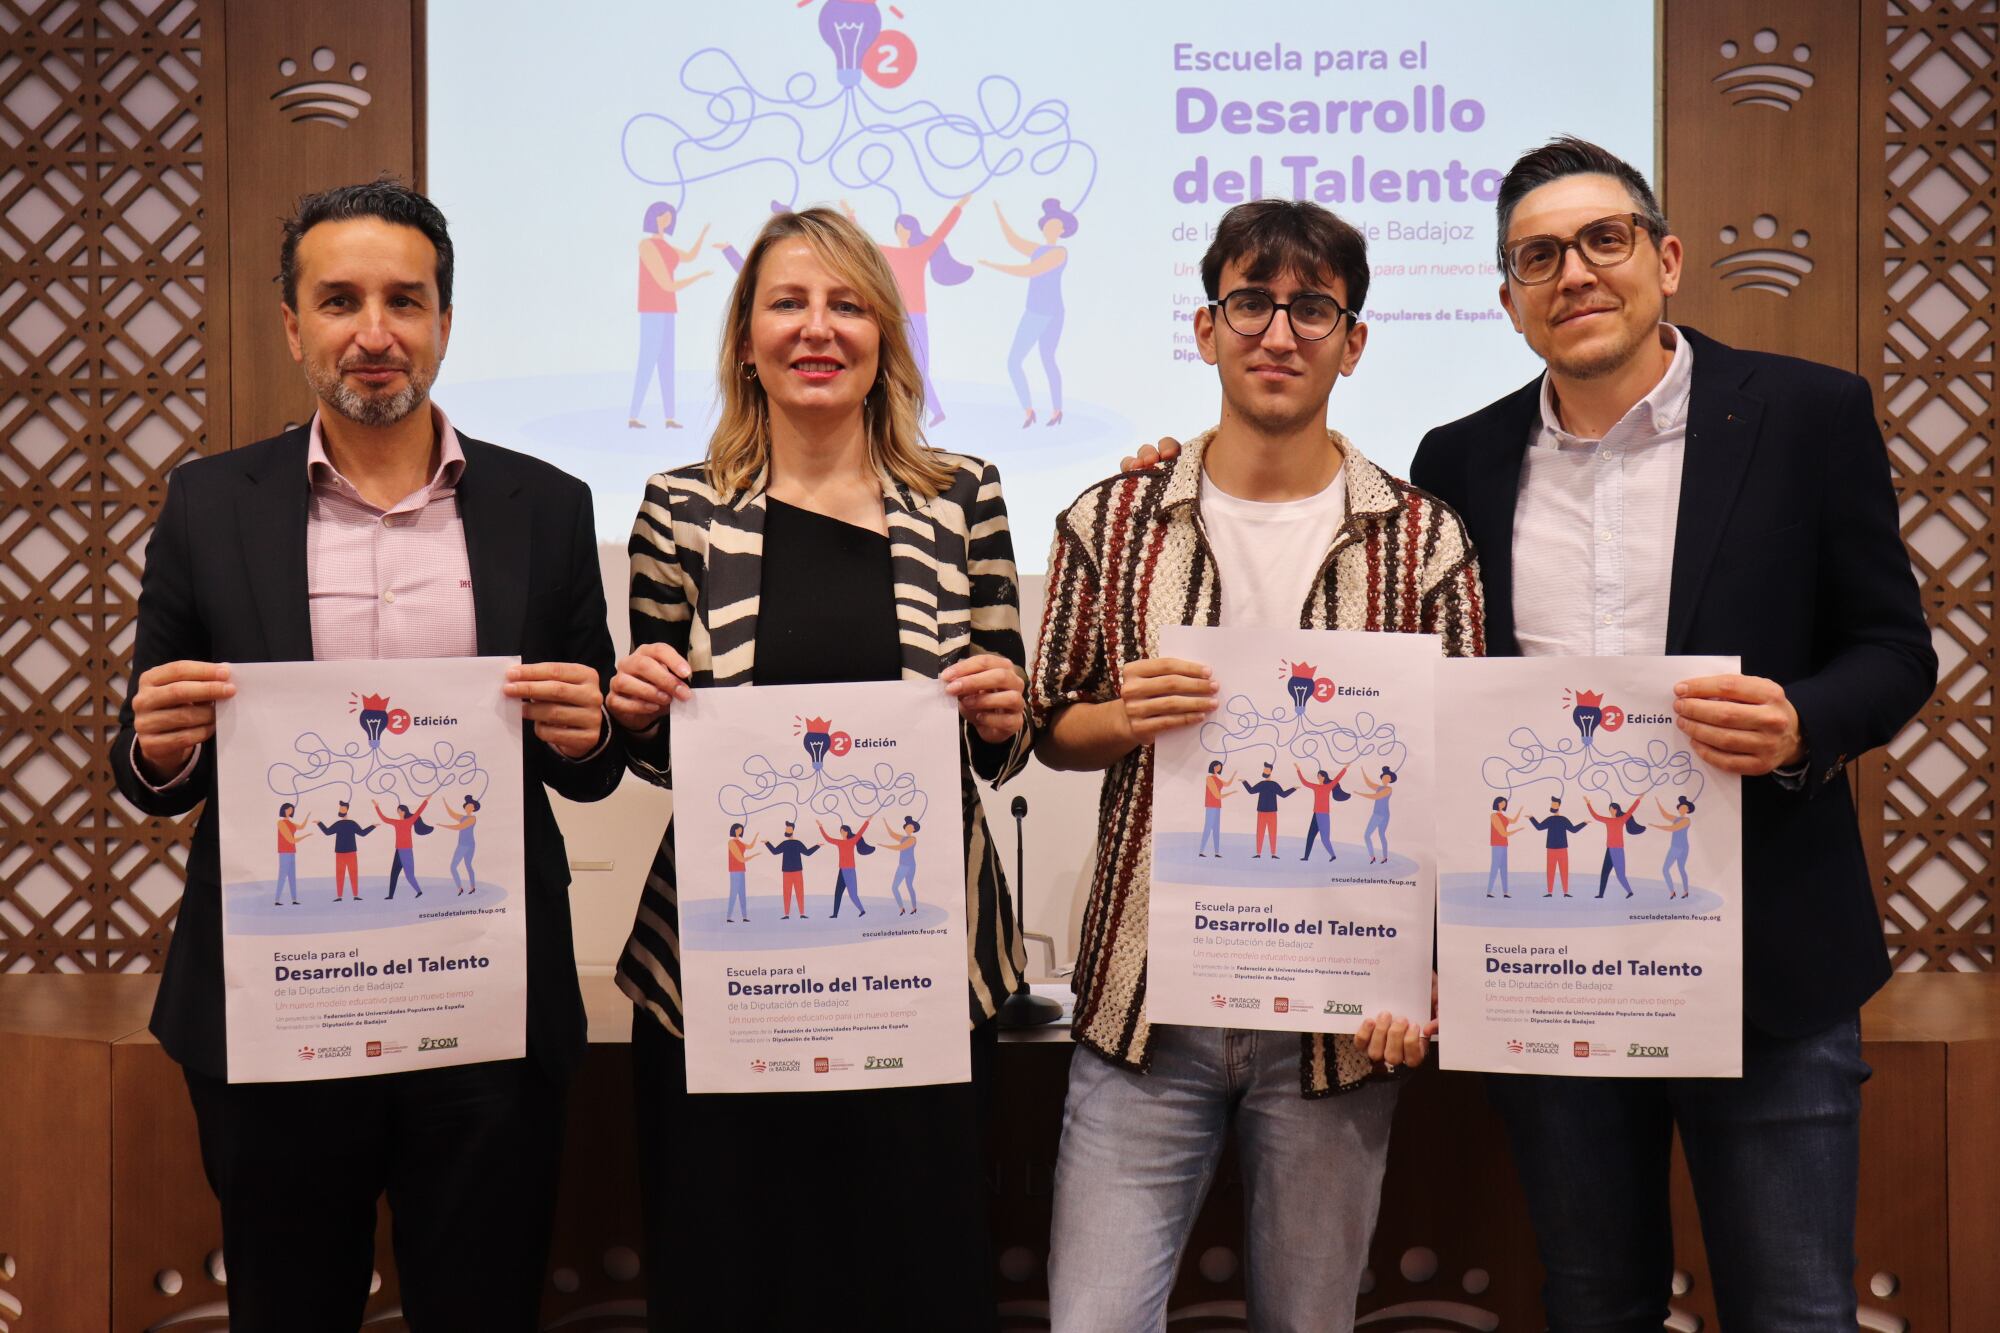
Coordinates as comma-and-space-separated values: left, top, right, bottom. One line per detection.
1434, 656, 1743, 1077
1147, 626, 1439, 1035
669, 678, 969, 1093
214, 657, 526, 1083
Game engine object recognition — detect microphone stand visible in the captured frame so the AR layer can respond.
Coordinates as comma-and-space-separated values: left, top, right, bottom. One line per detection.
997, 795, 1063, 1028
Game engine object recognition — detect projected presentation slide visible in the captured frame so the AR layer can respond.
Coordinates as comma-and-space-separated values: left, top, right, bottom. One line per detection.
427, 0, 1654, 558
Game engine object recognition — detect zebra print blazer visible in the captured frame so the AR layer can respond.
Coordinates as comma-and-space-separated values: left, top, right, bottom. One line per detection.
615, 453, 1034, 1038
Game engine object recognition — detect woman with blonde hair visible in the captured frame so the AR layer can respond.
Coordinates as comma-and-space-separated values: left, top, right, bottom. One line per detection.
605, 206, 1031, 1331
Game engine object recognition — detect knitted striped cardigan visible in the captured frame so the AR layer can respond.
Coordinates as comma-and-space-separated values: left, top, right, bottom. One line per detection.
616, 454, 1034, 1038
1028, 430, 1485, 1096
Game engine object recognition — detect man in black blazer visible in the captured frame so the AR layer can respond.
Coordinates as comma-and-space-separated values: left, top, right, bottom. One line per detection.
111, 181, 622, 1331
1411, 138, 1936, 1330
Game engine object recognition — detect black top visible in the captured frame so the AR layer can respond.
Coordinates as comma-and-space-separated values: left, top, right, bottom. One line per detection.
754, 497, 902, 686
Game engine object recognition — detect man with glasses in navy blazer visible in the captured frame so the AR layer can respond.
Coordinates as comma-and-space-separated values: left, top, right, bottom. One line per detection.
1410, 136, 1936, 1330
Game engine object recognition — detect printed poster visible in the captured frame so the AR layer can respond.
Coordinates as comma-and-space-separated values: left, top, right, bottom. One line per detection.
1436, 656, 1743, 1076
215, 657, 526, 1082
671, 680, 968, 1092
1147, 626, 1439, 1033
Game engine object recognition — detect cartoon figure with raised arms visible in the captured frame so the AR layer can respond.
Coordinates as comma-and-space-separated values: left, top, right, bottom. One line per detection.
1198, 760, 1239, 858
1585, 797, 1646, 899
982, 198, 1075, 428
1294, 763, 1349, 862
724, 822, 761, 922
841, 194, 972, 425
1240, 762, 1296, 859
766, 821, 822, 920
1654, 796, 1696, 899
1487, 796, 1524, 898
1355, 767, 1397, 864
1529, 796, 1588, 898
878, 817, 922, 914
317, 800, 376, 901
438, 794, 481, 895
374, 799, 431, 900
628, 201, 712, 431
274, 803, 315, 905
819, 818, 874, 918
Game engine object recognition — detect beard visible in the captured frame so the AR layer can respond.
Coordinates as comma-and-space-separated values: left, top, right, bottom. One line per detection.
305, 355, 437, 427
1540, 310, 1653, 381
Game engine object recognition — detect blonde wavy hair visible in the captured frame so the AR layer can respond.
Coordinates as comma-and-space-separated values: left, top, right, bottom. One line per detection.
705, 207, 954, 498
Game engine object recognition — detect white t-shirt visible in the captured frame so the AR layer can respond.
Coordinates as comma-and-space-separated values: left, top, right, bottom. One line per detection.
1200, 467, 1349, 629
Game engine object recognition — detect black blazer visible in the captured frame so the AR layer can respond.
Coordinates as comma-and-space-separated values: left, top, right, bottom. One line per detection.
1411, 327, 1937, 1038
112, 427, 624, 1080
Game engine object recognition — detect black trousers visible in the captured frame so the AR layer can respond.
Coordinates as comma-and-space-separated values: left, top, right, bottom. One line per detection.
183, 1056, 566, 1333
631, 1012, 999, 1332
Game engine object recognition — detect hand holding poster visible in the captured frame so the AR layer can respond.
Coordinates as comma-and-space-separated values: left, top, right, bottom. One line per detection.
670, 680, 967, 1092
1147, 626, 1438, 1033
216, 658, 526, 1082
1436, 657, 1743, 1076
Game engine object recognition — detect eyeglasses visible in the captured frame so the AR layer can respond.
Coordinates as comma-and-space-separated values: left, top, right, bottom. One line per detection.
1503, 213, 1659, 286
1210, 288, 1355, 341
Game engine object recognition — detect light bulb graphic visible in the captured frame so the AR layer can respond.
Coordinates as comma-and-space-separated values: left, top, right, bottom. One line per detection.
818, 0, 881, 88
358, 692, 391, 750
1571, 690, 1604, 748
802, 716, 834, 771
1285, 662, 1318, 716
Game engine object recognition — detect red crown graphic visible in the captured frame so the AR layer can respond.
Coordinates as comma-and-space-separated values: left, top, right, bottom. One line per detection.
1289, 661, 1317, 677
1573, 690, 1603, 708
360, 692, 390, 711
804, 716, 833, 732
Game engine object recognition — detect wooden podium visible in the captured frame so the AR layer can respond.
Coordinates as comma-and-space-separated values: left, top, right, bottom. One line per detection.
2, 973, 1994, 1330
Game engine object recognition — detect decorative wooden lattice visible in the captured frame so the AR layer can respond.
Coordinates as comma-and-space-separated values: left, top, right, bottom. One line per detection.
0, 0, 224, 973
1868, 0, 1998, 971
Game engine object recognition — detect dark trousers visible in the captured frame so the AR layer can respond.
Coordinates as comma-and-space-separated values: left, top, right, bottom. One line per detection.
631, 1012, 999, 1332
183, 1056, 567, 1333
1486, 1015, 1868, 1332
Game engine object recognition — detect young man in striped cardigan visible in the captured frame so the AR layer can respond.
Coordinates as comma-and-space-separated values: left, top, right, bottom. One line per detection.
1029, 198, 1484, 1332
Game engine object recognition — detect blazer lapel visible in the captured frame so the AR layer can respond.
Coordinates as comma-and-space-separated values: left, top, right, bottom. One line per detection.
455, 440, 531, 656
881, 474, 945, 679
706, 476, 768, 686
239, 430, 314, 661
1467, 380, 1539, 656
1666, 338, 1762, 654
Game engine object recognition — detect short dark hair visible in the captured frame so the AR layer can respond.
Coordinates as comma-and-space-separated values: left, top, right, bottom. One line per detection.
1492, 796, 1507, 810
1495, 136, 1668, 268
279, 178, 454, 310
1200, 198, 1369, 314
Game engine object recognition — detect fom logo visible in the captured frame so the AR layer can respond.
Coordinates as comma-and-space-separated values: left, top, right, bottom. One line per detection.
1322, 1000, 1363, 1016
864, 1056, 904, 1070
417, 1036, 459, 1051
1627, 1043, 1670, 1058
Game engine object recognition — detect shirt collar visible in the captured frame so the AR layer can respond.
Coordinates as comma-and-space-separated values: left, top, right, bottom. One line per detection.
1536, 323, 1694, 448
306, 403, 466, 505
1165, 426, 1400, 522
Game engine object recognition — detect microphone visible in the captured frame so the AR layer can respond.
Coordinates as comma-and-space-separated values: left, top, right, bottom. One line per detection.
997, 795, 1063, 1028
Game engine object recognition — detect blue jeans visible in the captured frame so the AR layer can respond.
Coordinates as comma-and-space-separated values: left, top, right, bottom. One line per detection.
1006, 309, 1064, 412
1486, 1015, 1868, 1332
1596, 846, 1631, 896
1486, 844, 1510, 895
888, 859, 917, 909
629, 311, 674, 419
725, 870, 747, 919
1198, 807, 1223, 855
1301, 811, 1336, 860
274, 852, 297, 903
1049, 1025, 1399, 1332
1364, 807, 1390, 859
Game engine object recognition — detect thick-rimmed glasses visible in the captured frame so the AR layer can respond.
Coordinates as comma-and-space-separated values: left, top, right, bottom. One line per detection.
1210, 288, 1355, 341
1503, 213, 1660, 285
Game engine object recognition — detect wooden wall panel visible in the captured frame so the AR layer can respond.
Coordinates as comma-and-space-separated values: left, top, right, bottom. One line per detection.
1662, 2, 1861, 372
222, 0, 416, 444
0, 0, 229, 974
1861, 0, 1999, 974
